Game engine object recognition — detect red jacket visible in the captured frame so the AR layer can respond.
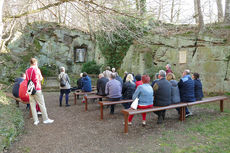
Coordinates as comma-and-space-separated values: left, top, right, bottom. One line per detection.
26, 66, 43, 91
135, 81, 143, 88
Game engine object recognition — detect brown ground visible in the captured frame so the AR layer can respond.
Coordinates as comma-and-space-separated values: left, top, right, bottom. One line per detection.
6, 92, 229, 153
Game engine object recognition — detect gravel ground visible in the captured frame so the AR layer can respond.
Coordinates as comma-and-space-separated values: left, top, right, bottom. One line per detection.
6, 92, 225, 153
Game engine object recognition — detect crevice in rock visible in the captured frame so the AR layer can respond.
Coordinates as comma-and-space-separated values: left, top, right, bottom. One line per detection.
192, 37, 198, 58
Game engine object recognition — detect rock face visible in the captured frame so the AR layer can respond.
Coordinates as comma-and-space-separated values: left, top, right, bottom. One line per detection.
120, 35, 230, 93
7, 22, 100, 75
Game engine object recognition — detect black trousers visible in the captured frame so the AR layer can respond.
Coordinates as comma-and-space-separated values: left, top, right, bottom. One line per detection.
108, 97, 121, 113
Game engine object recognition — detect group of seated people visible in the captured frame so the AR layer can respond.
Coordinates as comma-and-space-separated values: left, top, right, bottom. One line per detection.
63, 65, 203, 126
94, 65, 204, 126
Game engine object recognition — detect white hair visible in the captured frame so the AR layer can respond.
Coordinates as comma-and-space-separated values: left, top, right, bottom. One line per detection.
159, 70, 166, 78
112, 68, 116, 72
184, 69, 190, 75
60, 67, 65, 72
166, 64, 171, 68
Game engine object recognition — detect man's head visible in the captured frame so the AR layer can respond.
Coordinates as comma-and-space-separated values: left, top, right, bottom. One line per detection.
165, 64, 171, 70
112, 68, 116, 72
154, 73, 159, 80
80, 73, 83, 78
60, 67, 65, 73
183, 69, 190, 77
106, 66, 111, 71
135, 74, 142, 81
21, 73, 26, 79
30, 58, 38, 66
98, 73, 104, 79
158, 70, 166, 79
83, 72, 87, 77
110, 73, 116, 80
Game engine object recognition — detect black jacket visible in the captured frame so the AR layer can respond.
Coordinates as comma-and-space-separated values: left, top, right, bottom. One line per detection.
154, 78, 172, 106
122, 82, 136, 100
77, 78, 83, 89
194, 79, 204, 100
97, 77, 109, 96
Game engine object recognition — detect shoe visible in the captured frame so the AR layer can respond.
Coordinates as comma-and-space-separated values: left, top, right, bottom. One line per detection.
43, 119, 54, 124
157, 115, 163, 124
123, 122, 132, 125
142, 121, 146, 126
37, 112, 42, 115
66, 104, 71, 107
59, 104, 62, 107
185, 112, 193, 118
34, 120, 39, 125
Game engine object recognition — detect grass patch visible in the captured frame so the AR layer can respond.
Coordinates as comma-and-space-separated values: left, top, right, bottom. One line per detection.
0, 91, 24, 152
154, 104, 230, 153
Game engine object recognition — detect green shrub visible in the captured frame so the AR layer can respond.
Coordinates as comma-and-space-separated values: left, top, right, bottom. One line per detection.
39, 63, 57, 77
81, 61, 101, 74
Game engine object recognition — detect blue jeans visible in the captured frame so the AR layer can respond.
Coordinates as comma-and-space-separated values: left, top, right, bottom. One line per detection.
59, 89, 71, 106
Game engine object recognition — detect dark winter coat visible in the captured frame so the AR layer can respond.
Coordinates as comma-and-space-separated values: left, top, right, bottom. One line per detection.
194, 79, 204, 101
122, 81, 136, 100
178, 75, 195, 102
97, 77, 109, 96
12, 77, 24, 98
154, 78, 172, 106
77, 77, 83, 89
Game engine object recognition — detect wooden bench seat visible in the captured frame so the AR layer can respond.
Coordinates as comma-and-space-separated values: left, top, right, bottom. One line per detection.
83, 95, 106, 111
5, 93, 32, 117
99, 99, 133, 120
73, 91, 97, 104
121, 96, 228, 133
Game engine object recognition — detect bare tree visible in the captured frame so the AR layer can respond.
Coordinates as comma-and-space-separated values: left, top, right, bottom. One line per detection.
196, 0, 204, 33
157, 0, 162, 20
176, 0, 181, 23
140, 0, 146, 16
216, 0, 223, 22
194, 0, 199, 24
170, 0, 175, 22
0, 0, 4, 49
224, 0, 230, 24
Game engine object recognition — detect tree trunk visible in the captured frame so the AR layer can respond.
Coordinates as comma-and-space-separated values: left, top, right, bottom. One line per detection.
0, 0, 4, 48
136, 0, 140, 12
224, 0, 230, 24
216, 0, 223, 22
140, 0, 146, 16
157, 0, 162, 20
170, 0, 175, 23
176, 0, 181, 23
194, 0, 199, 24
197, 0, 204, 33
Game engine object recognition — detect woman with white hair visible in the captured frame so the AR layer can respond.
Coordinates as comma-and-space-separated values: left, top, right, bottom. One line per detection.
122, 74, 136, 109
58, 67, 71, 107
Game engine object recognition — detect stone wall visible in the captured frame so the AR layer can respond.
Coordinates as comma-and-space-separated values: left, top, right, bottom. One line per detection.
120, 35, 230, 93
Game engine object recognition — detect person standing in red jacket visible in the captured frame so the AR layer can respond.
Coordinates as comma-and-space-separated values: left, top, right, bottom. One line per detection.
25, 58, 54, 125
166, 64, 173, 75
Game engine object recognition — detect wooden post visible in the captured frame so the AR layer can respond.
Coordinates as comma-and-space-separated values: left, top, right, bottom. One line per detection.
124, 113, 128, 133
220, 100, 224, 112
180, 107, 185, 121
84, 96, 88, 111
74, 93, 76, 105
100, 103, 103, 120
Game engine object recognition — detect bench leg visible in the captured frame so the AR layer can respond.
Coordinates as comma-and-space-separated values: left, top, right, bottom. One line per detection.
220, 100, 224, 112
100, 103, 103, 120
85, 96, 88, 111
29, 105, 32, 118
77, 95, 79, 99
180, 107, 185, 121
74, 93, 76, 105
124, 114, 129, 133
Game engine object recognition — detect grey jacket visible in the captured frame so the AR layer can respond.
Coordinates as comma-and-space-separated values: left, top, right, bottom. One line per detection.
170, 80, 181, 104
58, 72, 71, 89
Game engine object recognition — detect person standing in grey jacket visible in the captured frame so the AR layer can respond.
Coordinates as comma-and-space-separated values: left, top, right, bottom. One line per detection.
58, 67, 71, 107
166, 73, 181, 104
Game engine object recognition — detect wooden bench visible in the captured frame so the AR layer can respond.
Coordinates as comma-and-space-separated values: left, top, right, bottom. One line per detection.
5, 93, 32, 117
99, 99, 133, 120
84, 95, 106, 111
73, 91, 97, 104
121, 96, 228, 133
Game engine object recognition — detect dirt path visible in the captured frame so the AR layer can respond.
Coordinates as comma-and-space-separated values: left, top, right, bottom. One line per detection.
7, 92, 228, 153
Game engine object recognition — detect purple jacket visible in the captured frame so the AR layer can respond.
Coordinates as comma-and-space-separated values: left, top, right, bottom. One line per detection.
105, 79, 122, 98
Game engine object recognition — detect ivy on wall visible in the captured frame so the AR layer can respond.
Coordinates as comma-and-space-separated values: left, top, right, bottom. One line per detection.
96, 17, 146, 69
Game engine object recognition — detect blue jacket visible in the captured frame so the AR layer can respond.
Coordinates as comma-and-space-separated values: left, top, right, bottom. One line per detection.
194, 79, 204, 100
132, 84, 153, 106
82, 76, 92, 92
178, 75, 195, 102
